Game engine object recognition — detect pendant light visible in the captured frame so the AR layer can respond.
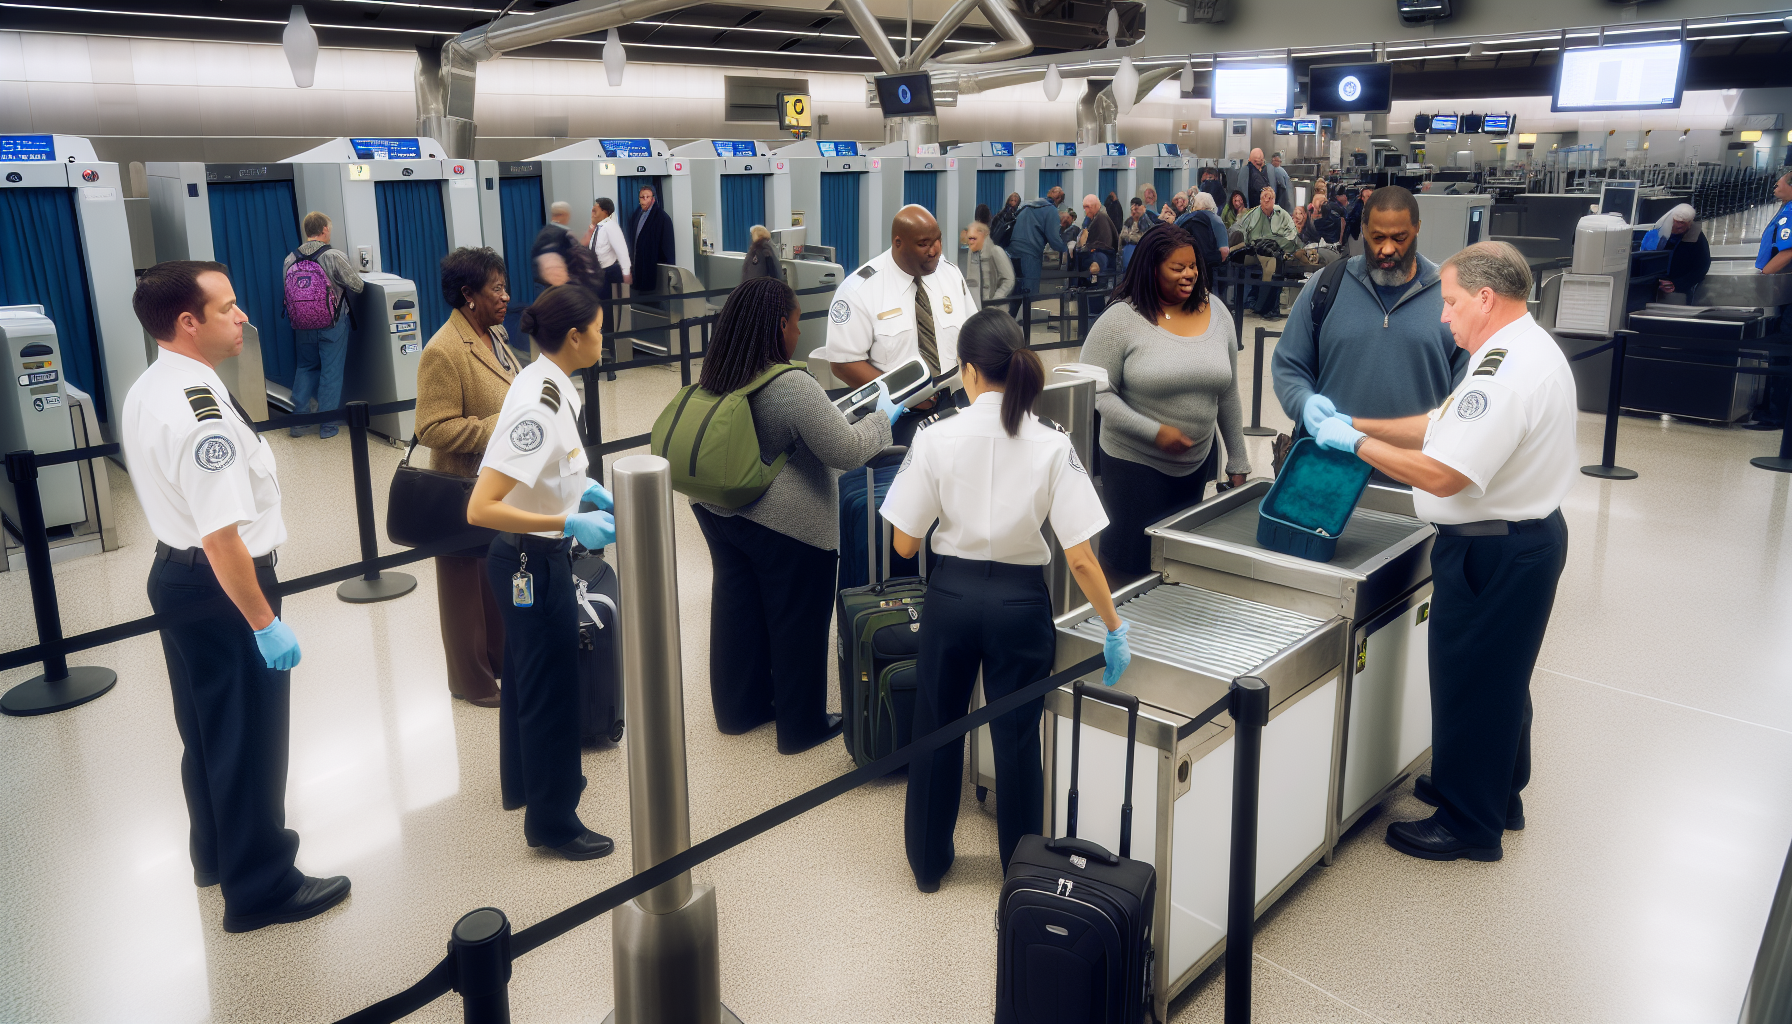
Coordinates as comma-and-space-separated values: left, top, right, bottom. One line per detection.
1114, 54, 1138, 116
1180, 63, 1194, 95
1043, 63, 1062, 101
604, 28, 627, 87
283, 5, 319, 89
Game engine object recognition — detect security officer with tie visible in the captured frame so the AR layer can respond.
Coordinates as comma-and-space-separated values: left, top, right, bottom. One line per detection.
123, 261, 350, 932
1309, 242, 1577, 863
822, 204, 975, 444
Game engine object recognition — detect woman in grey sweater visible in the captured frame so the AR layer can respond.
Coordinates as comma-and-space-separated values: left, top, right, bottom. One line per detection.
1078, 224, 1250, 576
690, 278, 895, 754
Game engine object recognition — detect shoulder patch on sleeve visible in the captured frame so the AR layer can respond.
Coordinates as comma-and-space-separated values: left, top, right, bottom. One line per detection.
1456, 389, 1491, 421
184, 386, 222, 422
856, 264, 878, 280
510, 418, 546, 453
830, 299, 852, 324
1472, 348, 1508, 377
193, 433, 236, 472
541, 380, 561, 414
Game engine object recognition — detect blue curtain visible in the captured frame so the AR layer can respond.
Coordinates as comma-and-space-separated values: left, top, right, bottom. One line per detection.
376, 179, 452, 342
1098, 169, 1119, 205
820, 172, 861, 271
1155, 168, 1177, 204
721, 174, 766, 253
903, 171, 938, 218
617, 176, 661, 239
207, 180, 302, 388
976, 170, 1008, 218
0, 188, 103, 416
1037, 170, 1065, 197
498, 175, 543, 349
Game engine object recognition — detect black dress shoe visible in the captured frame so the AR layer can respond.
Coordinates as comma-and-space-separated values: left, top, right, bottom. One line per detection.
535, 829, 615, 861
915, 875, 941, 894
1385, 815, 1501, 862
1414, 774, 1525, 830
195, 867, 219, 888
778, 714, 845, 755
221, 875, 351, 933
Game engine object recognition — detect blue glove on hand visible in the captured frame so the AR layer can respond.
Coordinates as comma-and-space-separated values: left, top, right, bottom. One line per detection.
252, 617, 302, 671
874, 382, 903, 426
1102, 621, 1132, 688
581, 479, 613, 512
1314, 415, 1366, 454
1302, 394, 1352, 437
563, 509, 616, 550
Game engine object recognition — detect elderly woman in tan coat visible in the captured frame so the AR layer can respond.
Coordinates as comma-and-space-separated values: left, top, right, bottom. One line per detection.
415, 247, 519, 707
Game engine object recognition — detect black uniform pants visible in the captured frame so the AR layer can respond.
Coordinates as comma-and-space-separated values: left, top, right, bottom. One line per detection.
488, 534, 586, 847
1427, 510, 1568, 849
906, 557, 1055, 885
148, 554, 303, 916
692, 505, 839, 750
1097, 445, 1217, 578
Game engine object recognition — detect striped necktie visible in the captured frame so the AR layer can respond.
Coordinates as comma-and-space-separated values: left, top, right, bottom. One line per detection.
914, 277, 939, 375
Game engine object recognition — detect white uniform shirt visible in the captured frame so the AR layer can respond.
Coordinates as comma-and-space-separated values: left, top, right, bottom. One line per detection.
121, 349, 287, 555
588, 216, 632, 275
480, 356, 589, 538
820, 247, 976, 374
1413, 313, 1578, 525
880, 392, 1108, 566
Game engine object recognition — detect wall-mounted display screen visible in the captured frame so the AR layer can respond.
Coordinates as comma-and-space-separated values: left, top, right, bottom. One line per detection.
599, 139, 655, 158
816, 141, 858, 157
1052, 142, 1078, 156
1307, 62, 1393, 114
350, 138, 422, 160
711, 140, 758, 157
1087, 143, 1127, 156
0, 135, 54, 161
1274, 119, 1296, 135
1413, 113, 1432, 133
1459, 113, 1484, 134
1482, 114, 1513, 134
989, 142, 1013, 156
1553, 41, 1685, 112
1295, 119, 1319, 135
1428, 114, 1459, 133
1321, 118, 1335, 131
1211, 62, 1291, 117
874, 73, 936, 117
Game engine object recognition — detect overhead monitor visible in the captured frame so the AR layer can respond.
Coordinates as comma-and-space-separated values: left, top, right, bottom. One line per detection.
874, 73, 936, 117
1052, 142, 1078, 156
1274, 119, 1296, 135
1161, 143, 1180, 156
0, 134, 55, 161
350, 138, 422, 160
989, 142, 1014, 156
1429, 114, 1459, 133
1211, 61, 1291, 118
599, 138, 654, 158
710, 140, 757, 157
1460, 113, 1484, 134
1413, 113, 1432, 133
1295, 119, 1319, 135
1482, 113, 1513, 134
1307, 62, 1393, 114
816, 141, 858, 157
1321, 118, 1336, 131
1599, 180, 1640, 222
1553, 40, 1686, 112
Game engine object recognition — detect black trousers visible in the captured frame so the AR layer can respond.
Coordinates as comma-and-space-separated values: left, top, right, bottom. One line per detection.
906, 557, 1055, 885
1427, 510, 1568, 848
691, 506, 840, 750
1097, 443, 1218, 577
148, 554, 303, 916
487, 534, 586, 847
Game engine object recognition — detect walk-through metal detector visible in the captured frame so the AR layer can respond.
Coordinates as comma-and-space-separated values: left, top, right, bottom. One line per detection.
776, 139, 870, 271
944, 142, 1017, 269
1017, 142, 1079, 200
534, 138, 694, 280
671, 140, 791, 283
1075, 143, 1135, 212
1135, 143, 1190, 203
865, 140, 945, 242
0, 134, 148, 442
475, 158, 547, 346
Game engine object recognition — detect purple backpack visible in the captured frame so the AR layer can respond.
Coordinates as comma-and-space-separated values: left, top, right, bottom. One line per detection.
284, 246, 339, 330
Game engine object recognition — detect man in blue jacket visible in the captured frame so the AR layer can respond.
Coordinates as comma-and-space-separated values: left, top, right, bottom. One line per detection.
1272, 186, 1468, 446
1005, 186, 1068, 314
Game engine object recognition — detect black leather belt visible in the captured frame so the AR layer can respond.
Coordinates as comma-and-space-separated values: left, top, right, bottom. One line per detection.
1434, 514, 1556, 537
155, 541, 277, 567
495, 532, 573, 555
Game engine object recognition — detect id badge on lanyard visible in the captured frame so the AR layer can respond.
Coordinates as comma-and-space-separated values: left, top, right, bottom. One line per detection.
512, 552, 534, 607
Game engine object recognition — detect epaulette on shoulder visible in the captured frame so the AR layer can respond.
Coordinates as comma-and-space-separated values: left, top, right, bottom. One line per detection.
541, 379, 562, 414
856, 264, 877, 280
1036, 414, 1066, 433
1473, 348, 1508, 377
184, 386, 223, 422
917, 405, 959, 432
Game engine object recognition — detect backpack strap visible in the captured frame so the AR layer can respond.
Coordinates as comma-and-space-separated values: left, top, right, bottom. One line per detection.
1307, 258, 1351, 339
738, 361, 808, 396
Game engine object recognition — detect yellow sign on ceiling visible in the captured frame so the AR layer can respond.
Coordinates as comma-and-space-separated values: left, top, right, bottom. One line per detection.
779, 93, 812, 131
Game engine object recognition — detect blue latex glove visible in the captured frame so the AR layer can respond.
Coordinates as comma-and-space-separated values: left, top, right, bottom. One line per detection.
563, 509, 616, 550
1314, 415, 1366, 454
1302, 394, 1352, 437
581, 479, 613, 511
874, 382, 903, 426
1102, 621, 1132, 688
252, 617, 302, 671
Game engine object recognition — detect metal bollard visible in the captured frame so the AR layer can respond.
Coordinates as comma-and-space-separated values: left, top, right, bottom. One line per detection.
1582, 334, 1638, 481
0, 449, 116, 717
450, 908, 513, 1024
1741, 835, 1792, 1024
1243, 328, 1277, 437
336, 401, 418, 603
1225, 675, 1270, 1024
604, 454, 741, 1024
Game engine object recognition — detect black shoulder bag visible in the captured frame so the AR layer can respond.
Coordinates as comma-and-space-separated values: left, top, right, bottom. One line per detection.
386, 436, 499, 555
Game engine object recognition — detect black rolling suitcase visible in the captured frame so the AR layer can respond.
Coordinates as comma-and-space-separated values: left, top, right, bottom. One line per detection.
572, 554, 623, 745
996, 682, 1157, 1024
835, 448, 928, 766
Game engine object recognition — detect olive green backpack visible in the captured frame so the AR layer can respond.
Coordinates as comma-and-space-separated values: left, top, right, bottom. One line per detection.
650, 361, 806, 508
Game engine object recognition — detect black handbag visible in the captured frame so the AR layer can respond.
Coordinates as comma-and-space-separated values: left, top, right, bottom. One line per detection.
386, 436, 499, 554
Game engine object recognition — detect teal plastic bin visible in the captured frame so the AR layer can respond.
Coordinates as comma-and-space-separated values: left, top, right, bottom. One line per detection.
1257, 438, 1374, 562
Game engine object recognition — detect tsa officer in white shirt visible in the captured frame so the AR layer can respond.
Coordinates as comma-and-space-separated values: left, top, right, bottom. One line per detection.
467, 284, 619, 861
123, 261, 349, 933
1310, 242, 1577, 863
879, 309, 1132, 892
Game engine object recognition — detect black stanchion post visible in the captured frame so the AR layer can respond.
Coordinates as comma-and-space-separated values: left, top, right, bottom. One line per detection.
582, 364, 601, 476
337, 401, 418, 603
450, 908, 513, 1024
1243, 327, 1276, 437
679, 321, 693, 388
1582, 333, 1638, 481
0, 449, 117, 716
1225, 675, 1270, 1024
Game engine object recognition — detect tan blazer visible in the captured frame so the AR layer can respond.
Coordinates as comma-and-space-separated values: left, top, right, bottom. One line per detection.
416, 309, 521, 479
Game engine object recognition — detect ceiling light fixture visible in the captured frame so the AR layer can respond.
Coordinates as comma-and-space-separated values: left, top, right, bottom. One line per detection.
603, 27, 625, 85
283, 5, 319, 88
1043, 63, 1062, 101
1114, 53, 1138, 115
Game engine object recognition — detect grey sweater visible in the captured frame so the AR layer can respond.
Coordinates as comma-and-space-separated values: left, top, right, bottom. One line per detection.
1079, 301, 1250, 478
696, 369, 892, 550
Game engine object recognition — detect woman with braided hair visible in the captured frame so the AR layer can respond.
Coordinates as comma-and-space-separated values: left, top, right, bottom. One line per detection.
690, 277, 898, 754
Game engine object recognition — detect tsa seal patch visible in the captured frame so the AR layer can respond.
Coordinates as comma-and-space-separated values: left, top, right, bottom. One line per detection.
1067, 446, 1088, 474
510, 418, 545, 453
830, 299, 852, 324
1456, 390, 1490, 421
193, 434, 236, 473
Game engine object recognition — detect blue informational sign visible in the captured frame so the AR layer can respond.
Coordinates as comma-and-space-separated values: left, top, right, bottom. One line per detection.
1295, 119, 1319, 135
349, 137, 422, 160
817, 141, 859, 157
599, 138, 655, 158
1162, 144, 1180, 156
1052, 142, 1077, 157
1482, 114, 1513, 134
1103, 143, 1128, 156
1274, 119, 1296, 135
0, 135, 56, 162
711, 140, 758, 157
989, 142, 1013, 156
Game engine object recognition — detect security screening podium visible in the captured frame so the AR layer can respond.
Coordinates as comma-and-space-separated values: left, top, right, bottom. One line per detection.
1074, 143, 1136, 214
1135, 143, 1191, 204
863, 140, 946, 239
1016, 142, 1079, 201
774, 139, 871, 272
671, 139, 792, 287
943, 142, 1019, 270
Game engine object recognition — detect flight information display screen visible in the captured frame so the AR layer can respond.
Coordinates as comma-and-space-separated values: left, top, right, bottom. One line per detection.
1052, 142, 1078, 157
599, 139, 654, 158
1212, 63, 1291, 117
1308, 62, 1393, 114
0, 135, 54, 161
711, 140, 757, 157
989, 142, 1013, 156
1554, 41, 1685, 112
1482, 114, 1513, 134
874, 73, 936, 117
350, 138, 422, 160
1428, 114, 1459, 133
1274, 119, 1296, 135
1295, 119, 1319, 135
816, 141, 858, 157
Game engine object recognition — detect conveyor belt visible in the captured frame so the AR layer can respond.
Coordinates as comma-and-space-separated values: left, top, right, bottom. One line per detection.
1069, 584, 1324, 680
1175, 497, 1424, 572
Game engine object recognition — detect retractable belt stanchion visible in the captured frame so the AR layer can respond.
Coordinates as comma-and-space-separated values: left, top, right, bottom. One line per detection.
1225, 675, 1270, 1024
0, 448, 118, 716
1243, 327, 1279, 437
1579, 333, 1638, 481
337, 401, 419, 603
450, 908, 513, 1024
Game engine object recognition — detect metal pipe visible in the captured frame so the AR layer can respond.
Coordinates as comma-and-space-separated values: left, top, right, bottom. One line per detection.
902, 0, 980, 70
613, 454, 694, 915
925, 0, 1034, 66
835, 0, 904, 74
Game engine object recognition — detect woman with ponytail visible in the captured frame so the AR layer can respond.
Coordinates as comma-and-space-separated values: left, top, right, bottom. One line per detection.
880, 308, 1132, 892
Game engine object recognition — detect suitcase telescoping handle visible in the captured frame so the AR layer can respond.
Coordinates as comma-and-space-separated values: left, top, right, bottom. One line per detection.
1066, 680, 1141, 860
865, 446, 925, 586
